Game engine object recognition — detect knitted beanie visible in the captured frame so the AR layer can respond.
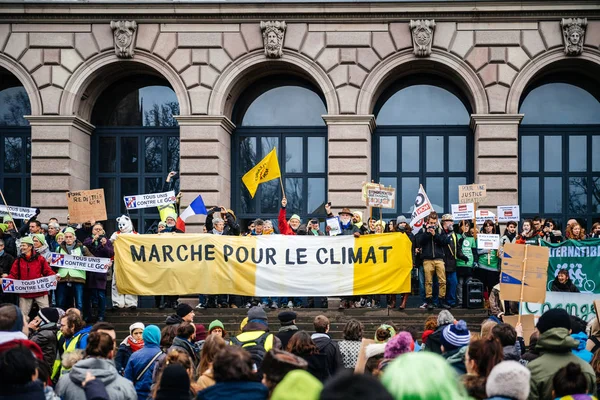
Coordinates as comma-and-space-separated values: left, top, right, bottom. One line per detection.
485, 361, 531, 400
248, 306, 268, 323
536, 308, 571, 334
38, 307, 60, 324
440, 320, 470, 351
176, 303, 193, 318
129, 322, 145, 334
208, 319, 224, 332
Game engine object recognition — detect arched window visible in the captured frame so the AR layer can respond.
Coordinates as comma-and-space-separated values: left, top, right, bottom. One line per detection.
519, 81, 600, 230
232, 77, 327, 229
374, 79, 473, 217
91, 76, 180, 233
0, 68, 31, 207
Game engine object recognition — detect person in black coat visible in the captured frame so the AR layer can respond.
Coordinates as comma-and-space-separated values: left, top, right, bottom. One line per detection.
27, 307, 60, 381
551, 269, 580, 292
311, 315, 343, 377
275, 311, 299, 351
0, 238, 16, 304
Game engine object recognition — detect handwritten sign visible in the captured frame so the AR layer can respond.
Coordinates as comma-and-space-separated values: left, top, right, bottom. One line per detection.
67, 189, 107, 223
124, 191, 176, 210
497, 205, 520, 223
366, 187, 395, 209
459, 184, 487, 204
500, 244, 549, 304
361, 183, 381, 202
451, 203, 474, 221
0, 205, 37, 220
477, 234, 500, 250
2, 275, 58, 293
50, 253, 111, 274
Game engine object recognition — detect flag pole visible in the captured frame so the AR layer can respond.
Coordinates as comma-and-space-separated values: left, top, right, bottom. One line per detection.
279, 176, 286, 198
0, 189, 15, 224
517, 244, 529, 325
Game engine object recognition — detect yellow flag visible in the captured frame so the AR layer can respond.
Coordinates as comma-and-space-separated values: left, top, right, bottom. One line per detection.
242, 148, 281, 198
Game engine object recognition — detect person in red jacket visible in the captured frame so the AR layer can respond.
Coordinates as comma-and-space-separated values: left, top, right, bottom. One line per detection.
278, 197, 301, 235
6, 236, 56, 317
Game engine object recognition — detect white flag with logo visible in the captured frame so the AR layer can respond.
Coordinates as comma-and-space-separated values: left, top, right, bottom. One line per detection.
410, 185, 433, 235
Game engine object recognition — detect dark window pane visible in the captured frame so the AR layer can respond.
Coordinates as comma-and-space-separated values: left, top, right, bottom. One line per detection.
261, 137, 279, 159
3, 178, 21, 206
307, 178, 325, 214
521, 177, 539, 214
401, 177, 419, 214
402, 137, 419, 172
26, 137, 31, 174
99, 137, 117, 173
284, 178, 303, 215
379, 177, 397, 214
4, 137, 22, 172
121, 137, 138, 173
239, 137, 257, 174
379, 136, 397, 173
521, 136, 539, 172
569, 136, 586, 172
448, 136, 466, 172
568, 177, 587, 214
167, 136, 180, 173
145, 136, 163, 173
593, 136, 600, 172
426, 136, 443, 172
593, 177, 600, 213
260, 180, 279, 214
544, 136, 562, 172
544, 177, 562, 214
0, 87, 31, 127
99, 178, 116, 215
145, 177, 163, 194
425, 177, 444, 213
307, 137, 325, 173
449, 177, 467, 205
285, 137, 303, 173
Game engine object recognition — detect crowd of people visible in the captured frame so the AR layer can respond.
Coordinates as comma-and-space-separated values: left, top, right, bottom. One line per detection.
1, 302, 599, 400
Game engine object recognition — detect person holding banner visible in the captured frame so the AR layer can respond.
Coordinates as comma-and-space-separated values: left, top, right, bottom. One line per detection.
279, 198, 302, 236
0, 238, 15, 304
2, 215, 19, 257
83, 223, 114, 322
7, 236, 56, 316
55, 227, 93, 312
456, 220, 478, 308
475, 220, 501, 301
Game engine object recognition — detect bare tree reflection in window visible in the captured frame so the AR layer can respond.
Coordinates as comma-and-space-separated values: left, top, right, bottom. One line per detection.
145, 137, 163, 173
0, 88, 31, 127
4, 137, 22, 172
240, 138, 257, 213
593, 177, 600, 212
568, 177, 588, 214
144, 102, 179, 127
285, 178, 303, 215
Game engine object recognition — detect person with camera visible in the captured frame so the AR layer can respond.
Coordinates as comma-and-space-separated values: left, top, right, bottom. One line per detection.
542, 218, 564, 243
416, 212, 452, 310
83, 222, 114, 322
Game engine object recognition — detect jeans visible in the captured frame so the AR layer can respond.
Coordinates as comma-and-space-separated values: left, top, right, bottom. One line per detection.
84, 289, 106, 320
445, 271, 458, 306
56, 282, 84, 311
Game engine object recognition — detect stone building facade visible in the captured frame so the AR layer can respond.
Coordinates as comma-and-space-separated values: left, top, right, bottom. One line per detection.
0, 1, 599, 232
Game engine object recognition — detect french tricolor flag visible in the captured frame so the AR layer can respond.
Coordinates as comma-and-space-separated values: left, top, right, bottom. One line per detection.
176, 194, 208, 233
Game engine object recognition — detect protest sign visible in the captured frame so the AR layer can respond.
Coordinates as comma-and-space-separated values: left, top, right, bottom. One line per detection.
476, 209, 495, 225
477, 234, 500, 250
497, 205, 520, 223
124, 191, 176, 210
522, 291, 598, 323
451, 203, 474, 221
326, 217, 342, 236
2, 275, 58, 294
67, 189, 107, 223
542, 238, 600, 294
114, 233, 413, 297
366, 186, 395, 209
500, 244, 548, 304
361, 182, 382, 202
504, 315, 536, 346
459, 184, 486, 204
50, 253, 111, 274
0, 205, 37, 220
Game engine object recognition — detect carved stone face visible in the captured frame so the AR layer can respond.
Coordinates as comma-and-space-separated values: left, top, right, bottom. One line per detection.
569, 30, 581, 45
267, 30, 278, 46
415, 28, 431, 46
116, 30, 131, 47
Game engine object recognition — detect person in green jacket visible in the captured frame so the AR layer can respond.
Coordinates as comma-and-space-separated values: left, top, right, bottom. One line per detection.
456, 220, 479, 308
55, 227, 93, 312
527, 309, 597, 400
475, 219, 501, 300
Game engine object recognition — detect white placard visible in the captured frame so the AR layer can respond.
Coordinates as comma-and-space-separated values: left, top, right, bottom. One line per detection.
476, 209, 496, 225
451, 203, 475, 221
50, 253, 111, 274
497, 205, 520, 223
0, 205, 37, 220
2, 275, 58, 293
123, 191, 176, 210
477, 234, 500, 250
326, 217, 342, 236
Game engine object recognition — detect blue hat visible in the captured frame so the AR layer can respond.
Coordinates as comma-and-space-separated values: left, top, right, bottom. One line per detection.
440, 320, 471, 351
143, 325, 161, 346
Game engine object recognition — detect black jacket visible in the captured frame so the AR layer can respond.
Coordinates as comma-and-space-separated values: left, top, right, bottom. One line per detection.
302, 353, 330, 383
311, 333, 343, 377
416, 228, 450, 260
0, 251, 14, 275
442, 231, 469, 273
551, 278, 580, 293
29, 323, 58, 381
275, 326, 298, 351
206, 208, 240, 236
424, 324, 450, 355
169, 337, 199, 367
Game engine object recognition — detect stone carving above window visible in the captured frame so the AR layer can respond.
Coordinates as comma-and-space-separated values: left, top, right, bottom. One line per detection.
110, 20, 137, 59
410, 19, 436, 57
561, 18, 587, 56
260, 21, 286, 58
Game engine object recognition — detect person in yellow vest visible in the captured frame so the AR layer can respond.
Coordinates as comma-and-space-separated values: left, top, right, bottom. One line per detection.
51, 311, 90, 382
55, 227, 93, 312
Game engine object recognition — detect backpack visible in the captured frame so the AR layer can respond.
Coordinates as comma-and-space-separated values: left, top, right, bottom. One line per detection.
230, 332, 270, 374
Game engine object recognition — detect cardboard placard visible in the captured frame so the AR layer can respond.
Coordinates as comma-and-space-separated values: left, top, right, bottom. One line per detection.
500, 244, 549, 304
354, 338, 375, 374
459, 184, 487, 204
362, 183, 381, 202
66, 189, 107, 224
497, 205, 520, 223
366, 187, 395, 209
477, 234, 500, 250
451, 203, 475, 221
504, 314, 536, 346
595, 300, 600, 325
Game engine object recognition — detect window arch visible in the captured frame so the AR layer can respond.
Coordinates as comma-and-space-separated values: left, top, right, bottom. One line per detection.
519, 80, 600, 230
91, 76, 180, 233
0, 68, 31, 207
232, 77, 327, 229
374, 79, 473, 218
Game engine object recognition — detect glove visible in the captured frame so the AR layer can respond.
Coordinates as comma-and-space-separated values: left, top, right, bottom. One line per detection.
472, 262, 479, 269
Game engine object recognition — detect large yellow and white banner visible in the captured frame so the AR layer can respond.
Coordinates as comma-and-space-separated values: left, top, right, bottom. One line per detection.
114, 233, 412, 296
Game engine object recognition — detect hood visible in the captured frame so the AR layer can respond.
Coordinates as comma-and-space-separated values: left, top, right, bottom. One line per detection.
38, 322, 58, 332
199, 381, 268, 400
165, 314, 183, 325
444, 345, 467, 364
571, 332, 588, 351
503, 345, 521, 361
70, 358, 119, 386
535, 327, 579, 353
271, 370, 322, 400
353, 211, 363, 226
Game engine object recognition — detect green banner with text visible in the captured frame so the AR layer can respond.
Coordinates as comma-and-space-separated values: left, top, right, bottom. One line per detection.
542, 238, 600, 294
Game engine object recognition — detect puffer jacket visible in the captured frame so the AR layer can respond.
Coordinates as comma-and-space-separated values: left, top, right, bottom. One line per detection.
527, 327, 597, 400
55, 358, 136, 400
8, 251, 56, 298
29, 323, 58, 380
571, 332, 593, 363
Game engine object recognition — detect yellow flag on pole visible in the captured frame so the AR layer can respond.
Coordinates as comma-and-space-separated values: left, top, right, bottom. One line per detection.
242, 147, 281, 198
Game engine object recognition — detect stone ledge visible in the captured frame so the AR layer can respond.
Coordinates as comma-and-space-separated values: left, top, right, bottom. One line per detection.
470, 114, 524, 130
174, 115, 235, 133
25, 115, 95, 134
322, 114, 376, 133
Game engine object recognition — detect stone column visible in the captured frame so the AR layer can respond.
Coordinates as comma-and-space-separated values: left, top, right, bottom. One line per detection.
470, 114, 523, 209
175, 115, 235, 233
26, 115, 94, 223
322, 115, 375, 212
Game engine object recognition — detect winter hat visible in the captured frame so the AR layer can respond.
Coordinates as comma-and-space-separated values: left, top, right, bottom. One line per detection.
143, 325, 161, 346
208, 319, 224, 332
289, 214, 301, 223
485, 361, 531, 400
440, 320, 471, 351
396, 215, 407, 224
155, 364, 191, 400
176, 303, 193, 318
271, 369, 322, 400
247, 306, 268, 325
384, 332, 415, 359
536, 308, 571, 334
320, 371, 393, 400
278, 311, 297, 325
194, 324, 207, 342
0, 304, 24, 332
129, 322, 145, 334
262, 349, 309, 385
374, 324, 397, 344
437, 310, 455, 326
20, 236, 34, 246
33, 234, 46, 246
55, 232, 65, 241
38, 307, 59, 325
158, 221, 167, 228
3, 215, 13, 223
64, 227, 76, 235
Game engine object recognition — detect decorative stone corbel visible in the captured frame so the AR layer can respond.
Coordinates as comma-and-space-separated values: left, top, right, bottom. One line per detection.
409, 20, 436, 57
260, 21, 286, 58
561, 18, 587, 56
110, 21, 137, 59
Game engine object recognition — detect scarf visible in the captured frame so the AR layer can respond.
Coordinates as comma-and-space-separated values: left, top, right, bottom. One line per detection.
125, 335, 144, 352
212, 229, 223, 235
504, 231, 517, 242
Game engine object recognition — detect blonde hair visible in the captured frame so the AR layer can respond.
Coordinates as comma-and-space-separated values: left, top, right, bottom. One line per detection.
480, 320, 498, 339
